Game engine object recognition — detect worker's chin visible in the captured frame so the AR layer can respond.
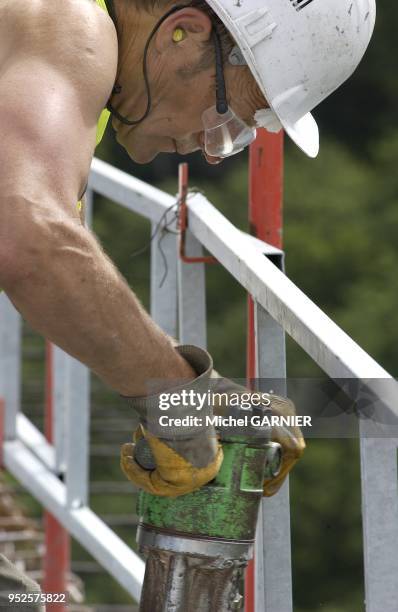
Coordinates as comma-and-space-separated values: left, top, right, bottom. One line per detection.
116, 131, 155, 163
125, 141, 176, 164
127, 149, 158, 164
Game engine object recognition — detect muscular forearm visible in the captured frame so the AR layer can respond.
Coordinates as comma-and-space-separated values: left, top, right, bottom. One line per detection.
2, 217, 195, 396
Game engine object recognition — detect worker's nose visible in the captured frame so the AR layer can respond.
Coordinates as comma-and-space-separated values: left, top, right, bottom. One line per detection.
197, 132, 223, 165
202, 151, 223, 165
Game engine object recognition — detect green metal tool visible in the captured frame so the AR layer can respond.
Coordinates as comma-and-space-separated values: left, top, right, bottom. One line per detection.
135, 429, 282, 611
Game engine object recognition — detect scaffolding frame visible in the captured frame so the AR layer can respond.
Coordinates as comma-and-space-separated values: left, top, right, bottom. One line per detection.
0, 155, 397, 611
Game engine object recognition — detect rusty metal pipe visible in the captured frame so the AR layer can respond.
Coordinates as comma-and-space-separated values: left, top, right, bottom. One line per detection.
139, 543, 246, 612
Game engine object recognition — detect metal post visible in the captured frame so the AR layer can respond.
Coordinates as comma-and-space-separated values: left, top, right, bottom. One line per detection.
245, 130, 291, 612
0, 294, 22, 441
177, 164, 207, 349
44, 191, 93, 582
43, 342, 70, 611
53, 347, 68, 474
150, 213, 178, 338
84, 187, 94, 229
64, 188, 92, 510
360, 420, 398, 612
254, 303, 292, 612
65, 357, 90, 509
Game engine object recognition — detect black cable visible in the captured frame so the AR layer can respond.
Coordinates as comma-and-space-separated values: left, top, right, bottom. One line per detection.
212, 28, 228, 115
129, 201, 179, 287
126, 202, 177, 288
129, 202, 179, 259
129, 188, 204, 288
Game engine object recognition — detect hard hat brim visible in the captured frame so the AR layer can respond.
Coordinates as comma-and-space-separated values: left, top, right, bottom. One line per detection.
281, 112, 319, 158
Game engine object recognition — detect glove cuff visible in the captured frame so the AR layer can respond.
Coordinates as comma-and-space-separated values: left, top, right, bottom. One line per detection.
123, 345, 214, 437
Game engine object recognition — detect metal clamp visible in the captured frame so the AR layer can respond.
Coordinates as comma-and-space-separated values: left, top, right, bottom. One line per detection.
178, 163, 218, 264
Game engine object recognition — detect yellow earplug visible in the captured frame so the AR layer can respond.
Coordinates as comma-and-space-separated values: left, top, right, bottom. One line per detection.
172, 28, 185, 43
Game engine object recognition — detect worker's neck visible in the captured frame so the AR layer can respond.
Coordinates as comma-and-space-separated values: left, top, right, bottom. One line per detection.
109, 1, 172, 114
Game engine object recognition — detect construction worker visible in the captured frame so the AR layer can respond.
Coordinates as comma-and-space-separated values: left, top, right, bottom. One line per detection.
0, 0, 375, 606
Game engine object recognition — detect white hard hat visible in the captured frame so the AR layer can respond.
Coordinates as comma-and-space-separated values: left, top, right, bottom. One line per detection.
206, 0, 376, 157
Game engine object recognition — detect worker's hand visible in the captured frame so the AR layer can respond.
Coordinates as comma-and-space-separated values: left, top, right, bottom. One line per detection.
121, 345, 223, 497
121, 425, 223, 497
210, 373, 305, 497
121, 342, 304, 498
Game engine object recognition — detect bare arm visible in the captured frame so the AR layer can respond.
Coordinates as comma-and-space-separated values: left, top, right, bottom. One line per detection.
0, 17, 194, 396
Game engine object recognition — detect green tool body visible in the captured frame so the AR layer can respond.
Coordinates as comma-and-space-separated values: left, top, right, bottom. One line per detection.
136, 432, 281, 611
138, 435, 272, 541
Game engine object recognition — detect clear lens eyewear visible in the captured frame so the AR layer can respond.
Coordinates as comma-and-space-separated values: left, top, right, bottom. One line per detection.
202, 105, 257, 158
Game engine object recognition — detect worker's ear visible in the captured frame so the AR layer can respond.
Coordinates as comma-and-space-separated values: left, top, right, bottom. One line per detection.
155, 7, 213, 53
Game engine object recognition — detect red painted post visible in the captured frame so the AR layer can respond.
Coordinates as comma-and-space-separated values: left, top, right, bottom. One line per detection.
178, 163, 218, 264
248, 132, 284, 249
43, 341, 70, 610
245, 130, 284, 612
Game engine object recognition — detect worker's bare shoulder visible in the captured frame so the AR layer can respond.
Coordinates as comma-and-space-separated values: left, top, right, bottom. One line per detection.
0, 0, 118, 113
0, 0, 118, 199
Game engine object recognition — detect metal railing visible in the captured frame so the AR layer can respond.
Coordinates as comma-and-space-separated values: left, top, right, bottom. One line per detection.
1, 157, 398, 611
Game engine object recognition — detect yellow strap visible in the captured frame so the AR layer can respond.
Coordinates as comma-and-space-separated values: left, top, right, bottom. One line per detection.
96, 108, 111, 147
96, 0, 108, 13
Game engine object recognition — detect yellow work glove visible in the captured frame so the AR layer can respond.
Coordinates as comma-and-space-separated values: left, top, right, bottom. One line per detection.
121, 425, 223, 497
121, 345, 223, 498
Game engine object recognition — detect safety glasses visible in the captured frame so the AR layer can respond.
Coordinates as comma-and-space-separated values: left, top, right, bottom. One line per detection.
201, 28, 256, 158
202, 105, 256, 158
